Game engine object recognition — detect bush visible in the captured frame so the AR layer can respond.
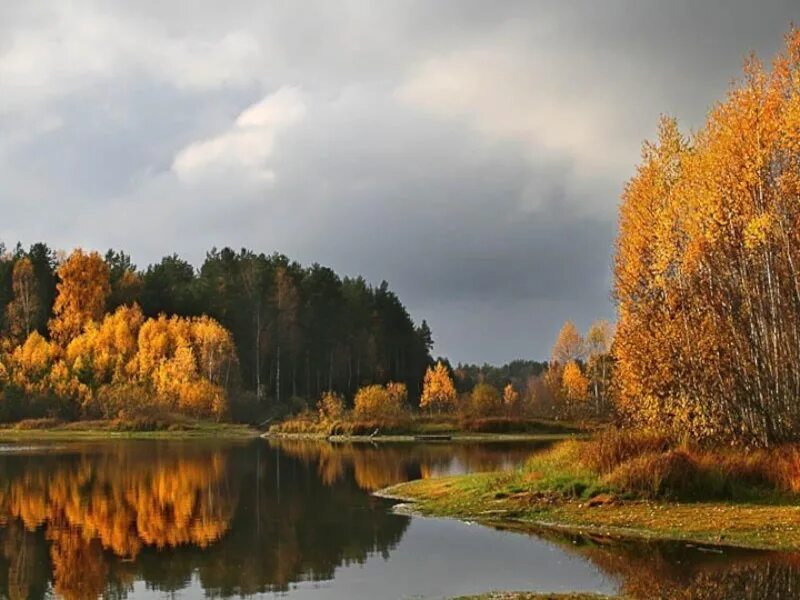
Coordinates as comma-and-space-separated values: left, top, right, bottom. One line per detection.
465, 383, 502, 417
354, 384, 407, 419
603, 449, 701, 499
318, 391, 345, 422
109, 417, 162, 432
13, 417, 63, 430
91, 383, 156, 419
269, 410, 331, 435
582, 428, 674, 474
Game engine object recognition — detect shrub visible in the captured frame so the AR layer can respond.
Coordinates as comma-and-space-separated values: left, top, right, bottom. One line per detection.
91, 383, 156, 419
269, 410, 331, 435
354, 384, 407, 419
582, 428, 674, 475
603, 449, 701, 499
317, 391, 345, 422
466, 383, 502, 417
14, 417, 62, 430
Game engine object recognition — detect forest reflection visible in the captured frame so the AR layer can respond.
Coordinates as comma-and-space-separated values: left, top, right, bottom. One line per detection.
0, 441, 412, 599
514, 527, 800, 600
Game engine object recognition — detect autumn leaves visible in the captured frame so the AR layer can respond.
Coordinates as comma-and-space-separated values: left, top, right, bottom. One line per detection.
1, 249, 236, 420
615, 29, 800, 446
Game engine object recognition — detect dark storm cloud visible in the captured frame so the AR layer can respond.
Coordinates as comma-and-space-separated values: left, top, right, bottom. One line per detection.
0, 0, 798, 362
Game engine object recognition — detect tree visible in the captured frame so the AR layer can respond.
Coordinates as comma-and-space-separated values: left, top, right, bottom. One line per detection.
614, 28, 800, 445
561, 360, 589, 403
5, 257, 40, 343
586, 319, 614, 413
551, 321, 585, 366
49, 250, 110, 345
420, 361, 456, 412
502, 383, 520, 416
140, 254, 200, 318
105, 249, 143, 310
273, 265, 300, 405
353, 383, 406, 419
468, 383, 502, 417
0, 242, 435, 422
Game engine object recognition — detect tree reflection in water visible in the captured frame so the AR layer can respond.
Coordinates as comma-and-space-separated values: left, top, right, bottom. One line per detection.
0, 440, 796, 599
0, 441, 411, 598
508, 527, 800, 600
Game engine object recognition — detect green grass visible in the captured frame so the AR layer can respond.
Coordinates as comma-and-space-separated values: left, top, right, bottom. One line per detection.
379, 435, 800, 551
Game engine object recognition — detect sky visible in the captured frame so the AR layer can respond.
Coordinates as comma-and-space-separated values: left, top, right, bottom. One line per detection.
1, 1, 799, 364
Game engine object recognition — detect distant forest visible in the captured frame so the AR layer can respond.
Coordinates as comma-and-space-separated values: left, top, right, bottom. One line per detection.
0, 243, 437, 409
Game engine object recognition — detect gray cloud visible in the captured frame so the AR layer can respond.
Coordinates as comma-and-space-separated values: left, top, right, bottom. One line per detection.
1, 0, 798, 363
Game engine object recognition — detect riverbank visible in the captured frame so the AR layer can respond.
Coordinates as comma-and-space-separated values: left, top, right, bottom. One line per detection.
452, 595, 617, 600
379, 434, 800, 551
264, 431, 577, 443
0, 421, 260, 441
268, 414, 586, 440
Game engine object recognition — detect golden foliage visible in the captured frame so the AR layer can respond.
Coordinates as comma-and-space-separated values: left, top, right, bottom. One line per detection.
561, 360, 589, 402
551, 320, 585, 365
8, 332, 58, 395
353, 383, 407, 419
137, 315, 235, 418
419, 361, 457, 412
317, 391, 345, 422
502, 383, 520, 413
0, 247, 238, 420
615, 28, 800, 445
49, 249, 110, 345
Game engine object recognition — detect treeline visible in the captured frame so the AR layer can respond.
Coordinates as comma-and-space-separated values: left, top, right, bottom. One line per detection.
0, 243, 433, 422
615, 28, 800, 446
449, 360, 547, 394
439, 325, 613, 422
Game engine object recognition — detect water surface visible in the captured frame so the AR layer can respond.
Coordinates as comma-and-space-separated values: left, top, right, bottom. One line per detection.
0, 439, 795, 599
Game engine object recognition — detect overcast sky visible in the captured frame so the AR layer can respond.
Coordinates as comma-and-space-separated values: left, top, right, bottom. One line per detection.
1, 1, 798, 363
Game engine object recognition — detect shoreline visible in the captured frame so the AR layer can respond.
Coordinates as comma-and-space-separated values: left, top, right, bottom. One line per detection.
377, 473, 800, 552
0, 423, 261, 441
450, 595, 617, 600
263, 431, 578, 443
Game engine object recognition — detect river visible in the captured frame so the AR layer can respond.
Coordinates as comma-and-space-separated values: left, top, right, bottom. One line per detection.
0, 439, 794, 599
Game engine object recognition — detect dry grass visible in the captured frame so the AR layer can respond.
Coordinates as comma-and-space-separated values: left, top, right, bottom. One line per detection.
581, 429, 674, 474
13, 417, 63, 430
567, 428, 800, 500
459, 417, 580, 434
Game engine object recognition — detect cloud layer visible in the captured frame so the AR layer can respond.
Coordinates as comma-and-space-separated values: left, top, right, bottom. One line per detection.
1, 0, 798, 362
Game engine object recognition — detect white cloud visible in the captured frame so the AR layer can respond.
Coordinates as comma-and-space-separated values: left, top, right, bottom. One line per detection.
172, 86, 307, 185
0, 2, 261, 114
396, 43, 639, 187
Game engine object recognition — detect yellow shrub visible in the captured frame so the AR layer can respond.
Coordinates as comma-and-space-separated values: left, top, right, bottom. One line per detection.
318, 391, 345, 422
354, 384, 406, 418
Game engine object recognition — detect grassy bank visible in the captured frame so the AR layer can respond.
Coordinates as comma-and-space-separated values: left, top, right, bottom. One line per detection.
266, 431, 577, 443
380, 431, 800, 551
452, 595, 616, 600
0, 419, 260, 440
268, 414, 584, 439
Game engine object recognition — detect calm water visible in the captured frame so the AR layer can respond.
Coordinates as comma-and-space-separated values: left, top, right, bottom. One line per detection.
0, 440, 796, 599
